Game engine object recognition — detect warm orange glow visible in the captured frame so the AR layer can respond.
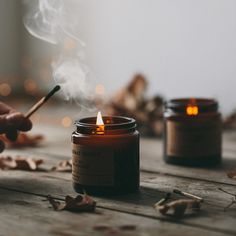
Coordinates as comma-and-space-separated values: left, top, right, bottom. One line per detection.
61, 116, 72, 127
0, 83, 11, 96
64, 38, 77, 50
186, 105, 199, 116
96, 111, 104, 134
95, 84, 105, 95
24, 79, 37, 94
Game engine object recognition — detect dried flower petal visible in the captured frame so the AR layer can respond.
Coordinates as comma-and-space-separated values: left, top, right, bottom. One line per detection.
0, 156, 43, 171
227, 170, 236, 179
47, 194, 96, 212
0, 156, 17, 169
47, 195, 65, 211
51, 159, 72, 172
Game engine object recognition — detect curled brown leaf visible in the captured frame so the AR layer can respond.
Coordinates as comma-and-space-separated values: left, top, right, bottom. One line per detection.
47, 194, 96, 212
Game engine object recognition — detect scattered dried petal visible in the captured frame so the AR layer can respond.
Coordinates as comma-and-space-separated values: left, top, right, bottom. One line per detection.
51, 159, 72, 172
227, 170, 236, 179
0, 156, 17, 169
154, 199, 201, 217
47, 195, 65, 211
0, 156, 43, 171
47, 194, 96, 212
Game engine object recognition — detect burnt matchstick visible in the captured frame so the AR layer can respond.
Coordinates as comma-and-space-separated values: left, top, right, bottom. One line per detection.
154, 192, 171, 207
173, 189, 204, 202
25, 85, 61, 118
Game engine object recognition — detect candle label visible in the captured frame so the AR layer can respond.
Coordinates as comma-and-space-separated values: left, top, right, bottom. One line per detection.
166, 119, 221, 157
72, 144, 114, 186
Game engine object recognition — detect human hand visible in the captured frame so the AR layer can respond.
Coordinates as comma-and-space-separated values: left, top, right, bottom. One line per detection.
0, 102, 32, 152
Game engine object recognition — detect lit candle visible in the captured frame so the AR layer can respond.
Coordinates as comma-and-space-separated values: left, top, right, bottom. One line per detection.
96, 111, 105, 134
72, 112, 140, 195
164, 98, 222, 166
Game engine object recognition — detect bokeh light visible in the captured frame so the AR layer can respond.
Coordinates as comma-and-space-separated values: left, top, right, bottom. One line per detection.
95, 84, 105, 96
0, 83, 12, 96
61, 116, 72, 127
24, 79, 37, 94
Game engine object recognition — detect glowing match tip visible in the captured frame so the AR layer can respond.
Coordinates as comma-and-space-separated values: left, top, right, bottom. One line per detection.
96, 111, 104, 126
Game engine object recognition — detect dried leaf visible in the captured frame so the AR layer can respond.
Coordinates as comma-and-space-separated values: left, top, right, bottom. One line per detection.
0, 156, 17, 169
47, 194, 96, 212
0, 133, 44, 148
0, 156, 43, 171
104, 74, 164, 137
154, 199, 201, 217
51, 159, 72, 172
227, 170, 236, 179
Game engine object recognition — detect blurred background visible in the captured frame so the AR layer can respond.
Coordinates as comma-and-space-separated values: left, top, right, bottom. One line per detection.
1, 0, 236, 127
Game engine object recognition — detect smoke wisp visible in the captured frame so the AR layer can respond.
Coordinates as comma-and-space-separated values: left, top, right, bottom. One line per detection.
23, 0, 95, 108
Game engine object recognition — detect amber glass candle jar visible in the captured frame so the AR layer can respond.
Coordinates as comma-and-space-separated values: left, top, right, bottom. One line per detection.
72, 116, 139, 195
164, 98, 222, 166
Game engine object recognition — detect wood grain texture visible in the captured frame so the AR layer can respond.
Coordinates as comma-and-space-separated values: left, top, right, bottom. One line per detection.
1, 187, 229, 236
0, 120, 236, 236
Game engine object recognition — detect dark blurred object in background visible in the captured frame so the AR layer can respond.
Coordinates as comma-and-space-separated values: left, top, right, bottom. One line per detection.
223, 111, 236, 130
106, 74, 164, 137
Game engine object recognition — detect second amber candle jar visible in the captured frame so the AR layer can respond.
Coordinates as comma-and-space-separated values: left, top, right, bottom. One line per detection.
72, 116, 139, 195
163, 98, 222, 166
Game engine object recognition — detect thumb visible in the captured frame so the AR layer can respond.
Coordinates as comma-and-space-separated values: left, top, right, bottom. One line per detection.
0, 140, 5, 153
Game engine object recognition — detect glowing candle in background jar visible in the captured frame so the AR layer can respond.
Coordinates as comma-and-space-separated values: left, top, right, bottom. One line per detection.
72, 112, 139, 196
163, 98, 222, 166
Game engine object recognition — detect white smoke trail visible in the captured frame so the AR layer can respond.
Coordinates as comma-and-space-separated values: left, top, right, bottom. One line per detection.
23, 0, 95, 109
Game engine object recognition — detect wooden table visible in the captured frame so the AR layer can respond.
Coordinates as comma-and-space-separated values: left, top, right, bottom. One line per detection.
1, 113, 236, 236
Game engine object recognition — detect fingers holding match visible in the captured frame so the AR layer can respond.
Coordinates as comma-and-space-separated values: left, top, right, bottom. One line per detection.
6, 112, 33, 131
0, 112, 32, 142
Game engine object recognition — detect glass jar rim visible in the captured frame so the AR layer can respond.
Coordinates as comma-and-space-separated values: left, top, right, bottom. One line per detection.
75, 116, 137, 134
165, 98, 218, 113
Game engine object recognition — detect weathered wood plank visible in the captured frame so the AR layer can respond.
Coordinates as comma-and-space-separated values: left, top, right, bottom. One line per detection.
140, 137, 236, 186
0, 188, 228, 236
0, 170, 235, 235
1, 118, 236, 235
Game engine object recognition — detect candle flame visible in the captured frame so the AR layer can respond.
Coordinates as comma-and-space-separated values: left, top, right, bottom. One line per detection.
96, 111, 104, 125
96, 111, 104, 134
186, 105, 198, 116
